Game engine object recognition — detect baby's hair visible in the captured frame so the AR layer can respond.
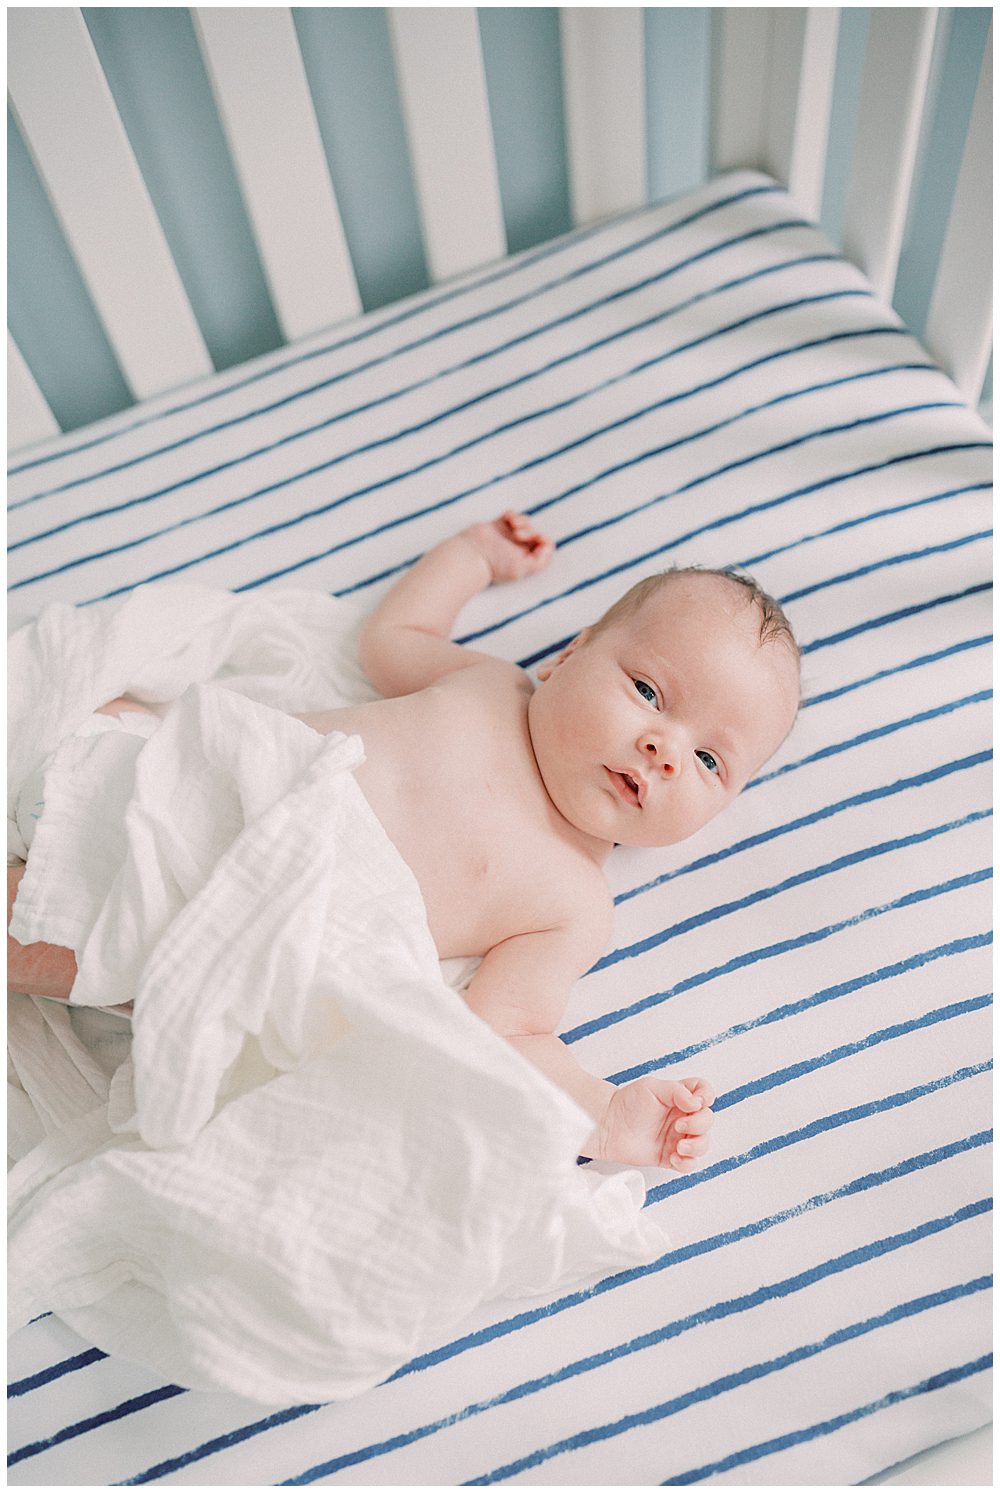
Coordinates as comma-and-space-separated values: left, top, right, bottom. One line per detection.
589, 565, 800, 664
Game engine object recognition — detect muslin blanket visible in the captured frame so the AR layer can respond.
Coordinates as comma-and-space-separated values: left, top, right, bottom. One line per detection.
7, 585, 664, 1405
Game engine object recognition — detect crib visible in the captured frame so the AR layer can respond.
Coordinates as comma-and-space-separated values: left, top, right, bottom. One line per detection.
7, 7, 992, 1486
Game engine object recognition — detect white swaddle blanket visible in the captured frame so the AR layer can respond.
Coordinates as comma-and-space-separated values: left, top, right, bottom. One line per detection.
7, 585, 664, 1405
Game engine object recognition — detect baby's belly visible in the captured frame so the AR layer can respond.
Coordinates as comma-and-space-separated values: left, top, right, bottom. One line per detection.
358, 789, 526, 960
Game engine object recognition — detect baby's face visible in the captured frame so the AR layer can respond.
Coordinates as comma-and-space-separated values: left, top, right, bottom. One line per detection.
527, 575, 800, 851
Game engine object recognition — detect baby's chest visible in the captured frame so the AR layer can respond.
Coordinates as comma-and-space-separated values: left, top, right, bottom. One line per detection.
373, 766, 574, 955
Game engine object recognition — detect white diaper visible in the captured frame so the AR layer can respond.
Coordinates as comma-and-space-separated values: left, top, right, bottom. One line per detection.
13, 709, 160, 856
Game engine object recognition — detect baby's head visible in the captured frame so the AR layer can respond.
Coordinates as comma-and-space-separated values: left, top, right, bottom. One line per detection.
527, 566, 800, 851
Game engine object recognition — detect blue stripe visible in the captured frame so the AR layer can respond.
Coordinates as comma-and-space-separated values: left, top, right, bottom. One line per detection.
114, 1123, 989, 1483
711, 993, 992, 1111
667, 1355, 992, 1484
10, 234, 833, 530
751, 688, 992, 791
740, 480, 993, 574
280, 1199, 991, 1485
466, 1279, 992, 1483
11, 293, 892, 595
589, 810, 991, 978
7, 1347, 105, 1397
7, 1384, 187, 1468
608, 933, 990, 1082
616, 747, 991, 904
7, 271, 871, 558
779, 528, 992, 604
8, 181, 783, 482
801, 582, 993, 655
801, 635, 990, 708
562, 866, 991, 1043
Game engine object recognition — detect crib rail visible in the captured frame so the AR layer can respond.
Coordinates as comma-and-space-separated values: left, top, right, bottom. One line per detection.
7, 6, 992, 453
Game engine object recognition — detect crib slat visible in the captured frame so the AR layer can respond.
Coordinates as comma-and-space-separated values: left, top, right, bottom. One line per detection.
193, 7, 361, 340
765, 8, 839, 223
388, 7, 506, 282
6, 7, 211, 402
7, 333, 60, 451
925, 29, 992, 407
560, 7, 646, 226
841, 7, 938, 303
711, 7, 772, 174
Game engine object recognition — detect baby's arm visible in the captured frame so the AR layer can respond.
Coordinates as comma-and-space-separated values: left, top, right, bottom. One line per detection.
465, 925, 715, 1169
359, 511, 554, 697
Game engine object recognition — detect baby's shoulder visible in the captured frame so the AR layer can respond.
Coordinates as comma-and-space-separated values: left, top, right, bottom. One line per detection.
432, 654, 532, 714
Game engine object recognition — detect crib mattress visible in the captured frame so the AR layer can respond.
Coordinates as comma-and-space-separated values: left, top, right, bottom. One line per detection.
7, 171, 992, 1486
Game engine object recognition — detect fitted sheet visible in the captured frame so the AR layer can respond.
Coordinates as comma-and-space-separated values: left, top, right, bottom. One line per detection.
7, 171, 992, 1485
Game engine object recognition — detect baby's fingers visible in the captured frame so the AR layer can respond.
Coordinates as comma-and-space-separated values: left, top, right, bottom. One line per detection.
674, 1134, 710, 1160
500, 510, 552, 553
675, 1108, 713, 1137
669, 1081, 704, 1113
684, 1077, 716, 1108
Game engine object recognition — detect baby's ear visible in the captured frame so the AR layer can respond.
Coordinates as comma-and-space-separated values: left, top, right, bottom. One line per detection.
536, 629, 589, 681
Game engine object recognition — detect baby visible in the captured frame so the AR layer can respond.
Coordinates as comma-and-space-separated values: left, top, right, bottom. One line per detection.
8, 512, 800, 1170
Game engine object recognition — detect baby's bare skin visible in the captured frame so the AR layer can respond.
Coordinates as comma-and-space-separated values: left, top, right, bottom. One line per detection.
297, 668, 608, 963
9, 512, 799, 1170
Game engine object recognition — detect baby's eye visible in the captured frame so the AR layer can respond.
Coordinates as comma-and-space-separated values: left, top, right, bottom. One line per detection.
633, 679, 658, 705
696, 750, 720, 774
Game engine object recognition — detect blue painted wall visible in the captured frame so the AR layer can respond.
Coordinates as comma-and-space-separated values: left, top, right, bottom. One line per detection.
7, 7, 991, 436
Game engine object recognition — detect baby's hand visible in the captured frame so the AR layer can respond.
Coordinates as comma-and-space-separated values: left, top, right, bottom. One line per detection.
462, 511, 555, 584
599, 1076, 715, 1171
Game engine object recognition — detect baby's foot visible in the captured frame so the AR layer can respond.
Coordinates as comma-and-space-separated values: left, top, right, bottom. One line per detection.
7, 863, 78, 1000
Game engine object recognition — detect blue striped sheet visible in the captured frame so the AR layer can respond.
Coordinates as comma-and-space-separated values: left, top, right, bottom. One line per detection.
592, 810, 990, 975
612, 934, 990, 1076
466, 1282, 992, 1484
666, 1354, 993, 1485
8, 172, 991, 1488
569, 865, 990, 1041
7, 281, 884, 562
119, 421, 988, 610
7, 181, 784, 483
7, 1383, 188, 1469
9, 290, 900, 591
10, 230, 836, 523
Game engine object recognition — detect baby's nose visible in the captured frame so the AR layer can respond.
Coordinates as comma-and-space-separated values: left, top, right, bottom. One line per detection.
641, 735, 677, 775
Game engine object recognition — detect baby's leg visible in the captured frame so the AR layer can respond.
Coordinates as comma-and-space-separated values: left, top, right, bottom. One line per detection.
94, 695, 159, 720
9, 697, 158, 1002
7, 862, 77, 1000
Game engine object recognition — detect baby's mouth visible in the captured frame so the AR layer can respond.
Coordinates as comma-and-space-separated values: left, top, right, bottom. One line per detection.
606, 767, 643, 808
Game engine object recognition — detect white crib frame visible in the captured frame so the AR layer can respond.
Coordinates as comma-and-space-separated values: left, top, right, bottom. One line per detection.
6, 6, 993, 456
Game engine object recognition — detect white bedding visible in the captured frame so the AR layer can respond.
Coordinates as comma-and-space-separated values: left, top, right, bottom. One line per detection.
7, 171, 991, 1485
